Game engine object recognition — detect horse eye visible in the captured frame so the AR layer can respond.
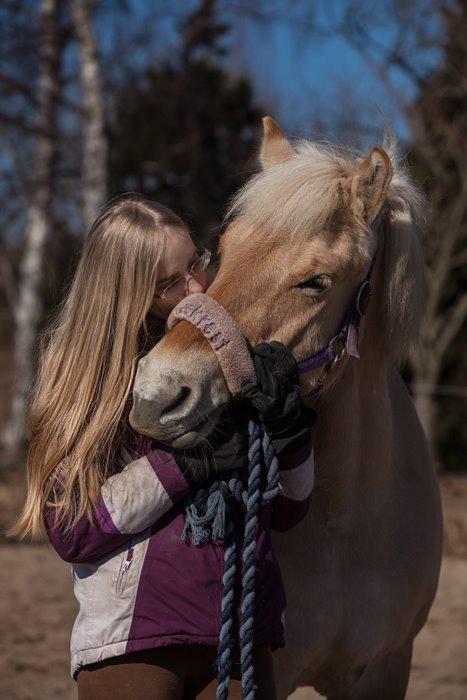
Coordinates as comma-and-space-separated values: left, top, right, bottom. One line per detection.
297, 274, 332, 292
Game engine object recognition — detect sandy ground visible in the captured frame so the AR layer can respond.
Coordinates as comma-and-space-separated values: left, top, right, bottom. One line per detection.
0, 547, 465, 700
0, 476, 466, 699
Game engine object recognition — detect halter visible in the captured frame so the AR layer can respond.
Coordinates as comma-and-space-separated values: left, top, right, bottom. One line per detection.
297, 253, 376, 399
296, 213, 385, 398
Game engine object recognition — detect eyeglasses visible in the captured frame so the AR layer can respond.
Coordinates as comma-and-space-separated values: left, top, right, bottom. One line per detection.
153, 248, 211, 300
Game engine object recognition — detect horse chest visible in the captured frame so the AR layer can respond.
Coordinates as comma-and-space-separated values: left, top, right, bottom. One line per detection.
274, 518, 428, 676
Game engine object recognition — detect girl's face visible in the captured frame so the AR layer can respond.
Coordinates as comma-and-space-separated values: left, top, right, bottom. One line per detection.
149, 227, 209, 320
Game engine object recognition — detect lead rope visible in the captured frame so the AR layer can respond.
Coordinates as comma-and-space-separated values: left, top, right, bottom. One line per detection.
181, 419, 280, 699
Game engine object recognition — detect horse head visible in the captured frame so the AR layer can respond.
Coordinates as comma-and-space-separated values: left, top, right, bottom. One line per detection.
130, 117, 425, 447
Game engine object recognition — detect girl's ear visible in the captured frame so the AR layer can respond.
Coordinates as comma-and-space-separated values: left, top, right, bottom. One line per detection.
259, 116, 295, 169
350, 147, 393, 224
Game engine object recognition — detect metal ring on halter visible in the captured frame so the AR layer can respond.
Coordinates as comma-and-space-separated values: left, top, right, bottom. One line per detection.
311, 336, 345, 393
355, 280, 371, 317
328, 334, 346, 364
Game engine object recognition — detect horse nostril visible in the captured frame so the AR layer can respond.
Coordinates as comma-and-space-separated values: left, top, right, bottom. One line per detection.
160, 385, 191, 419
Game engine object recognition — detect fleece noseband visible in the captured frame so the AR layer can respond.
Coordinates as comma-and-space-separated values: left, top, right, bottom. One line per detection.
166, 293, 256, 396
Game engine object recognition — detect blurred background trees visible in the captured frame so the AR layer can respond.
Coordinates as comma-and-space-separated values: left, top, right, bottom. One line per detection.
410, 3, 467, 470
109, 0, 261, 237
0, 0, 465, 469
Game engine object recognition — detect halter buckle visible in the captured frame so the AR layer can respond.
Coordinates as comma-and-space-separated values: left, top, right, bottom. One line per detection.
355, 280, 371, 317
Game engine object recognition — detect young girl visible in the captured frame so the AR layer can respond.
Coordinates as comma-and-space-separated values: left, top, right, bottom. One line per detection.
10, 195, 316, 699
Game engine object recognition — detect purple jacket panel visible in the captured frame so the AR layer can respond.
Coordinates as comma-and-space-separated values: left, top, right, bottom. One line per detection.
44, 446, 191, 564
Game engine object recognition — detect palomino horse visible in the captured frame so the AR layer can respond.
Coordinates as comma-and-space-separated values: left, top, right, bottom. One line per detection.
129, 118, 442, 699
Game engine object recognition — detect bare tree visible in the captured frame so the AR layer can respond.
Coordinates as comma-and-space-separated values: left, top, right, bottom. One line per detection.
408, 56, 467, 454
409, 174, 467, 452
332, 0, 467, 459
70, 0, 107, 231
1, 0, 62, 458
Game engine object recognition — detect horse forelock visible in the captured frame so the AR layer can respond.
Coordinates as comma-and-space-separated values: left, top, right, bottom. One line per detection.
228, 140, 353, 244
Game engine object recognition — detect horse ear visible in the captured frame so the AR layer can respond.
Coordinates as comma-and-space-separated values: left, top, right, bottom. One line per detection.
350, 147, 393, 223
259, 116, 295, 169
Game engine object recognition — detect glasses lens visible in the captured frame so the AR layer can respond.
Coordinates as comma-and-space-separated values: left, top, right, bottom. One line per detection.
159, 276, 186, 299
191, 249, 210, 276
156, 250, 211, 299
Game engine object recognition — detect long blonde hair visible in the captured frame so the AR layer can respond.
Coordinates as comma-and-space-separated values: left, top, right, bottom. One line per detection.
9, 195, 187, 540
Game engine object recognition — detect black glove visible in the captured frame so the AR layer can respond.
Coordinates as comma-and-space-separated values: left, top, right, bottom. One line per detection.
241, 341, 316, 439
171, 407, 249, 486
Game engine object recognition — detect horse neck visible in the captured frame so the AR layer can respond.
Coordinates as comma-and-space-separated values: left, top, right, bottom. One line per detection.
312, 351, 394, 531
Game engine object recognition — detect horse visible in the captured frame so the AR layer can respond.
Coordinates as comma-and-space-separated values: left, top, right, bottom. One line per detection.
129, 117, 442, 699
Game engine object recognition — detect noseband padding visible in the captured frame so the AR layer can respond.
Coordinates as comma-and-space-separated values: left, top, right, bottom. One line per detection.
166, 293, 256, 396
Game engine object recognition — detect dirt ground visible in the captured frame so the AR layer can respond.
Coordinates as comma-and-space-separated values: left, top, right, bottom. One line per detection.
0, 475, 466, 700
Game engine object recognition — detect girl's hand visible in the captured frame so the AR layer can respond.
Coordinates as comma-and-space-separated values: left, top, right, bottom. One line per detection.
172, 411, 249, 486
241, 341, 316, 438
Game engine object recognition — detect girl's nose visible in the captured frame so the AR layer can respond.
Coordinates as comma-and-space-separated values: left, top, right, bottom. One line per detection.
186, 276, 204, 294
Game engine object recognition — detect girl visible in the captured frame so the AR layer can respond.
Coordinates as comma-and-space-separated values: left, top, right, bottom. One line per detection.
9, 195, 316, 699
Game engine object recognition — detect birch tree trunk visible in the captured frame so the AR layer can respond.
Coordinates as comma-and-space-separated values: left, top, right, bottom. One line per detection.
1, 0, 61, 458
70, 0, 107, 231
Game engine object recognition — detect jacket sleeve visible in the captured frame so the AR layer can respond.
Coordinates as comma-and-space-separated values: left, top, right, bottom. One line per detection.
270, 425, 315, 532
44, 445, 191, 564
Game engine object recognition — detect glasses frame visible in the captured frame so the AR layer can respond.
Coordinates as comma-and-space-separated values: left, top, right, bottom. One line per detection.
153, 248, 211, 300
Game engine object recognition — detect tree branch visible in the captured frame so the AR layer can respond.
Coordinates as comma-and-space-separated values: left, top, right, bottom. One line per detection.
436, 292, 467, 359
425, 175, 467, 321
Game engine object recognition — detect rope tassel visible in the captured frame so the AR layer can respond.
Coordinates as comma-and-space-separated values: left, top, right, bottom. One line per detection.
181, 420, 279, 699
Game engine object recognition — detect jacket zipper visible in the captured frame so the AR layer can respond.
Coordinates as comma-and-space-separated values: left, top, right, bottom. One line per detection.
116, 539, 134, 595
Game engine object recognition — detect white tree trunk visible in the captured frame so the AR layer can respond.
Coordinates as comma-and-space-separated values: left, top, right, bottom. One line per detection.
1, 0, 61, 457
71, 0, 107, 231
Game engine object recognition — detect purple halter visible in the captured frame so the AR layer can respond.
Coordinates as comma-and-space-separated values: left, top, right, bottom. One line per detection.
296, 250, 377, 400
296, 209, 388, 400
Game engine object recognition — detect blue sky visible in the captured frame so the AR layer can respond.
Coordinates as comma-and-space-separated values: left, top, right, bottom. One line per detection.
103, 0, 442, 146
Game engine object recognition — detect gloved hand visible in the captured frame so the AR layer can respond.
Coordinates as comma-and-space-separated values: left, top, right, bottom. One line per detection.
171, 407, 249, 486
241, 340, 316, 439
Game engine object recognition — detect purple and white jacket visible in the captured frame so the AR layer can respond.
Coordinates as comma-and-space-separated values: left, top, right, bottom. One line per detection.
44, 426, 315, 680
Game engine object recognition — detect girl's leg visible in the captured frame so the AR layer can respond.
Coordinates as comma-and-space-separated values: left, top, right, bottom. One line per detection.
76, 643, 276, 700
77, 648, 185, 700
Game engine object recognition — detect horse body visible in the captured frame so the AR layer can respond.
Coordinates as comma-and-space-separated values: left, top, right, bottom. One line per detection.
129, 118, 442, 697
271, 365, 442, 697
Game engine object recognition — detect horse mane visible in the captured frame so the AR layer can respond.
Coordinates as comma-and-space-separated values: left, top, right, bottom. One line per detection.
227, 134, 427, 368
372, 139, 427, 367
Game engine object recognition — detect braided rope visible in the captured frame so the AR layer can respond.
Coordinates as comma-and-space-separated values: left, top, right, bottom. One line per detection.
181, 419, 279, 699
239, 421, 263, 699
216, 514, 237, 698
